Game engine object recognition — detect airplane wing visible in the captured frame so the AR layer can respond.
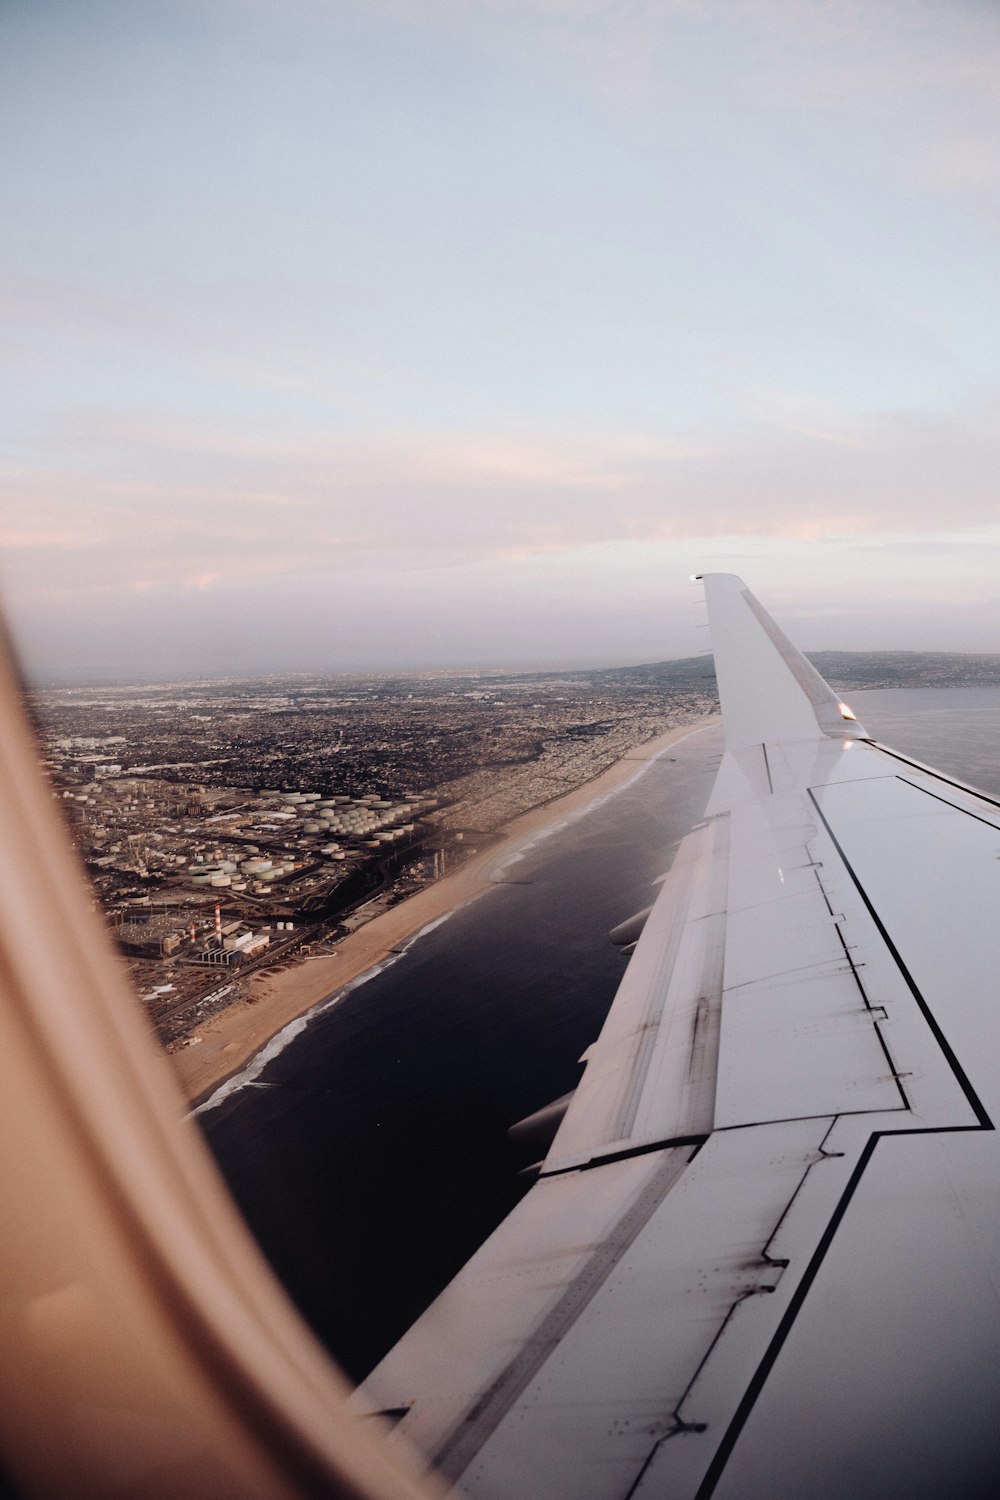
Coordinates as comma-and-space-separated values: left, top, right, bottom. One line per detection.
353, 574, 1000, 1499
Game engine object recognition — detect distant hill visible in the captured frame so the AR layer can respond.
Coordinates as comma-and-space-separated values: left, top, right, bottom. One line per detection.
557, 651, 1000, 694
806, 652, 1000, 690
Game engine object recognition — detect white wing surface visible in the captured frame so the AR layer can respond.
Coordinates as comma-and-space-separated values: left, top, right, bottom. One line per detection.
354, 575, 1000, 1498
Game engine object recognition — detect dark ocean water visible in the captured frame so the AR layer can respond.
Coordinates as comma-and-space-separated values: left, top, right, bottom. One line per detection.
198, 689, 1000, 1382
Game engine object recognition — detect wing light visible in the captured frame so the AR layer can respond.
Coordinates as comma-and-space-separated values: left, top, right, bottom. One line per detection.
837, 701, 857, 721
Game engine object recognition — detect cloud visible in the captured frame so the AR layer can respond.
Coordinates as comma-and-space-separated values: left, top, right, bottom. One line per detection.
128, 569, 221, 593
0, 522, 95, 549
6, 393, 1000, 617
850, 535, 1000, 557
739, 389, 868, 449
918, 135, 1000, 194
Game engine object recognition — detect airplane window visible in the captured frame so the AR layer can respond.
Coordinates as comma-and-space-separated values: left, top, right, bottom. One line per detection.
6, 2, 1000, 1494
0, 620, 437, 1497
11, 585, 1000, 1499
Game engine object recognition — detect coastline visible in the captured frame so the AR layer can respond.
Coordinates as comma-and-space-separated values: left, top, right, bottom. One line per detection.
169, 715, 719, 1108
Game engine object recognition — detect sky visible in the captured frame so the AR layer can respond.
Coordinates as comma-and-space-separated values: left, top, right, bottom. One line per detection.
3, 0, 1000, 680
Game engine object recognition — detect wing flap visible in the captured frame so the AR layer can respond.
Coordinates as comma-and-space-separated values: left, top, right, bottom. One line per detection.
813, 772, 1000, 1123
540, 817, 728, 1172
358, 1121, 843, 1499
714, 791, 903, 1127
354, 1147, 695, 1467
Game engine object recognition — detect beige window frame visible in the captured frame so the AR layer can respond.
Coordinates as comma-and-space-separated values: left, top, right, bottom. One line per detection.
0, 619, 438, 1500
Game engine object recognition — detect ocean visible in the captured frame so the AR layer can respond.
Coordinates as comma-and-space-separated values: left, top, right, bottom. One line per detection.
198, 688, 1000, 1382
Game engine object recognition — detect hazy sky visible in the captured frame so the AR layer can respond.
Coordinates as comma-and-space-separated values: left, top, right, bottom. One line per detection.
3, 0, 1000, 679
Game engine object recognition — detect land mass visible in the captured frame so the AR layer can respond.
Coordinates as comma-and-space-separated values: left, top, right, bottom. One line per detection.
29, 648, 999, 1095
173, 720, 716, 1107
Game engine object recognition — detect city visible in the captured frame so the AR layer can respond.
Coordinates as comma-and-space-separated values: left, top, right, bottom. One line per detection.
32, 646, 1000, 1056
32, 656, 721, 1052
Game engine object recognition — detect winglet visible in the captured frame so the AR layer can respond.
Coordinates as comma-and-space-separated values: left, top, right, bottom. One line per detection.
699, 574, 867, 748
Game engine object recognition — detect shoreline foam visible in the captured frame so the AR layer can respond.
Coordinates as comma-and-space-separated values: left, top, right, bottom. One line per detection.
171, 716, 719, 1109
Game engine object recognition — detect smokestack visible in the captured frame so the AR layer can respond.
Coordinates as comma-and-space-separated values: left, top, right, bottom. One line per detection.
214, 904, 222, 942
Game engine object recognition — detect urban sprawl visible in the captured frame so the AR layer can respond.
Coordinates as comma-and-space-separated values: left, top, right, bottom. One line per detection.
33, 647, 1000, 1051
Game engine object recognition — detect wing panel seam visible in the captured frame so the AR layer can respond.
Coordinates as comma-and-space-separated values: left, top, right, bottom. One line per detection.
873, 744, 1000, 810
806, 786, 990, 1127
896, 774, 1000, 832
694, 1120, 993, 1500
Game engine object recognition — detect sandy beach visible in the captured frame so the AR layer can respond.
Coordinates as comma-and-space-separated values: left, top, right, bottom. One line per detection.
170, 716, 718, 1107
